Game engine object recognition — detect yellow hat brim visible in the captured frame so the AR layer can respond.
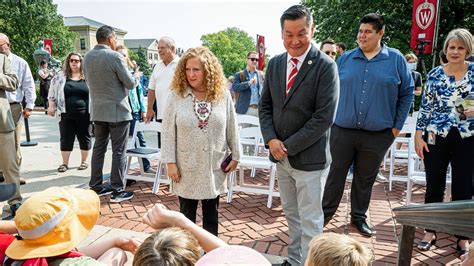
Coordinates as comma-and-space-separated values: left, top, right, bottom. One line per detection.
6, 188, 99, 260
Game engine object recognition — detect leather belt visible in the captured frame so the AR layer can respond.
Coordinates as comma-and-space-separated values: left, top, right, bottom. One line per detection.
9, 102, 20, 105
248, 104, 258, 108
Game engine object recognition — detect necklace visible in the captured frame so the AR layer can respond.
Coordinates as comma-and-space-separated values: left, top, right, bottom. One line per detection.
192, 96, 212, 130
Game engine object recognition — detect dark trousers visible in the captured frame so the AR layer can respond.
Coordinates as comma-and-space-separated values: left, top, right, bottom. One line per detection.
129, 112, 150, 170
423, 128, 473, 239
89, 121, 130, 190
59, 116, 91, 151
179, 196, 220, 236
323, 125, 395, 222
40, 80, 50, 109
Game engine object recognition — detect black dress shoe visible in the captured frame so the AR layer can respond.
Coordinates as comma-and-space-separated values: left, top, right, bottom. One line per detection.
417, 233, 436, 251
10, 203, 21, 218
351, 220, 373, 237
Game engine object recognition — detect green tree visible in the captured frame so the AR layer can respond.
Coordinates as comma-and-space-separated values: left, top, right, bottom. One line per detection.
0, 0, 77, 75
134, 47, 152, 76
201, 27, 256, 77
303, 0, 473, 70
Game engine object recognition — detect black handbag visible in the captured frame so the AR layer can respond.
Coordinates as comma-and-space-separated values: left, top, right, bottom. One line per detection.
220, 154, 233, 173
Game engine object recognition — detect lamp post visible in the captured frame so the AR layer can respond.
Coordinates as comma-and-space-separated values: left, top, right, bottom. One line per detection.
20, 41, 52, 147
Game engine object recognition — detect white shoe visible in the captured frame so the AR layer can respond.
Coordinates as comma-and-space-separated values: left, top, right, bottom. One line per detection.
347, 173, 353, 182
376, 173, 388, 183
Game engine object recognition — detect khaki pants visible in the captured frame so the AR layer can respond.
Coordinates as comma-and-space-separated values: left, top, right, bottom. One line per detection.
0, 103, 22, 204
0, 131, 21, 204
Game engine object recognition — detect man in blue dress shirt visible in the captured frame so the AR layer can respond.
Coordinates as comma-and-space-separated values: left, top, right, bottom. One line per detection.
322, 13, 413, 237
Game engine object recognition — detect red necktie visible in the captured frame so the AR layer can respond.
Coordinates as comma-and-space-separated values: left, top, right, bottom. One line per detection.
286, 58, 299, 96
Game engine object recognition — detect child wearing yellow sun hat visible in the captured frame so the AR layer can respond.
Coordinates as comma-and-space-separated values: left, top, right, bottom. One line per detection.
0, 187, 141, 265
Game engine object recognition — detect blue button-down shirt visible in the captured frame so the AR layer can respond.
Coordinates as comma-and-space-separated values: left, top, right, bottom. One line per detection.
335, 44, 414, 131
248, 70, 259, 105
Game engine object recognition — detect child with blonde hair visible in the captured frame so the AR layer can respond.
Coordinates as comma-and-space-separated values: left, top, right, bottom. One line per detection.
305, 233, 372, 266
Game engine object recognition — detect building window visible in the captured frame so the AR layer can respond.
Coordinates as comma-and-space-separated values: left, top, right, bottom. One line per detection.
80, 38, 86, 50
149, 53, 153, 60
154, 53, 158, 60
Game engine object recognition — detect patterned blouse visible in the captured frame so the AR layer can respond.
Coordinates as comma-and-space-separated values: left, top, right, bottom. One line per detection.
416, 63, 474, 138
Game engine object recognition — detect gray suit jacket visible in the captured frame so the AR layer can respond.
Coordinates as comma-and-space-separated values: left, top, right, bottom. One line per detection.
259, 45, 339, 171
83, 44, 137, 122
0, 54, 18, 133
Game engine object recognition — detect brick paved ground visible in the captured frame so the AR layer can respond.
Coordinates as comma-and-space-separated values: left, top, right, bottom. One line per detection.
97, 162, 463, 265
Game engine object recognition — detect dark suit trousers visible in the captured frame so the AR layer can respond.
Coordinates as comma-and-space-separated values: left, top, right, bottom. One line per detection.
89, 121, 130, 189
323, 125, 394, 222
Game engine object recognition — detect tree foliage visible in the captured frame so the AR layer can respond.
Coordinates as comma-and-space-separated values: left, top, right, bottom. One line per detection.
129, 48, 152, 77
303, 0, 473, 70
0, 0, 77, 75
201, 27, 256, 77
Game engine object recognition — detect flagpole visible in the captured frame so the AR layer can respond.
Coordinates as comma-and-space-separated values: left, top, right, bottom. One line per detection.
432, 0, 441, 69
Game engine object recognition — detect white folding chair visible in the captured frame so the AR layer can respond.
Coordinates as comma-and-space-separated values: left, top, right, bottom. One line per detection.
388, 115, 418, 190
123, 121, 168, 194
227, 127, 279, 208
236, 114, 264, 177
236, 114, 260, 128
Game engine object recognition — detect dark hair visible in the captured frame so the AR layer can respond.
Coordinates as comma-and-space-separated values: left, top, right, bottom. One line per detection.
63, 52, 84, 80
247, 51, 257, 58
336, 42, 346, 51
439, 50, 448, 64
96, 25, 115, 43
320, 39, 335, 50
280, 5, 313, 30
40, 60, 47, 66
359, 13, 385, 32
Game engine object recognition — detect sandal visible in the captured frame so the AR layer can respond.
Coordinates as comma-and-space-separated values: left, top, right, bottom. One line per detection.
78, 161, 88, 170
58, 164, 68, 172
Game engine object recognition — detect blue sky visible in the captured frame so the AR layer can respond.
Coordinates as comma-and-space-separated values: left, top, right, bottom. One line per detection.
55, 0, 301, 56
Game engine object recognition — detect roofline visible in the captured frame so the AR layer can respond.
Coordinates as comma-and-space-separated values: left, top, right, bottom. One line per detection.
64, 16, 127, 34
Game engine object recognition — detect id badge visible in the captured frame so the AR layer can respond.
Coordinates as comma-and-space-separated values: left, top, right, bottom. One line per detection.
427, 132, 436, 145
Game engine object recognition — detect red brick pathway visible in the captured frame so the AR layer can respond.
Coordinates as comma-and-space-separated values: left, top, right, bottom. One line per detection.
97, 163, 463, 265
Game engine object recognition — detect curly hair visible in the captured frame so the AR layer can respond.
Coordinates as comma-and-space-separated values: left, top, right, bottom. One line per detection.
171, 47, 226, 102
63, 52, 85, 80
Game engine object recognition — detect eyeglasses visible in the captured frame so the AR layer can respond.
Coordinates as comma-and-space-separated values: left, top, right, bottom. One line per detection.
325, 51, 337, 56
69, 59, 81, 63
248, 58, 258, 62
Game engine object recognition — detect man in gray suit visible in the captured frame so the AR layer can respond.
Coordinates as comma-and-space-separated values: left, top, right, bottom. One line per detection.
259, 5, 339, 266
0, 53, 21, 216
83, 26, 138, 203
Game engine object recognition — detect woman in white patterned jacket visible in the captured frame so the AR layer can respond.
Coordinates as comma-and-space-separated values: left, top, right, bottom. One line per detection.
161, 47, 240, 236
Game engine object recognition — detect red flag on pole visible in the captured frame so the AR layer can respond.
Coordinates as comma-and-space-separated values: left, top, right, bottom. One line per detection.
43, 38, 53, 55
410, 0, 438, 54
257, 35, 265, 71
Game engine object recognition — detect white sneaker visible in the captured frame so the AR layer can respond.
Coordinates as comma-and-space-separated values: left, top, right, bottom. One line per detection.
376, 173, 388, 183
